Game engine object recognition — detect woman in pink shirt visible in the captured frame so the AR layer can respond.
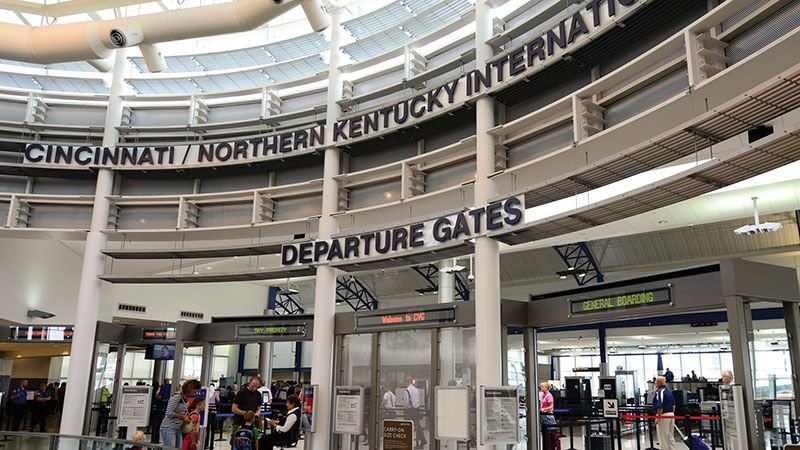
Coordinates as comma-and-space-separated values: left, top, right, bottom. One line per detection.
539, 382, 554, 414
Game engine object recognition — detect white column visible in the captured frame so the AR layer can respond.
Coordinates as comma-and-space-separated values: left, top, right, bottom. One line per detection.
438, 259, 455, 304
60, 48, 128, 436
438, 260, 456, 450
474, 1, 502, 449
308, 7, 343, 450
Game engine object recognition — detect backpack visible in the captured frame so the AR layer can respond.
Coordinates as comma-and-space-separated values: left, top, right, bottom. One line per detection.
233, 427, 255, 450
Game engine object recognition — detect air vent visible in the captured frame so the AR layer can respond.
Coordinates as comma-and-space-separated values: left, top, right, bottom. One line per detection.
180, 311, 204, 320
118, 303, 146, 313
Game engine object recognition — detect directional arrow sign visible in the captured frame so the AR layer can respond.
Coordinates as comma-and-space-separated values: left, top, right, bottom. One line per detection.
603, 399, 619, 418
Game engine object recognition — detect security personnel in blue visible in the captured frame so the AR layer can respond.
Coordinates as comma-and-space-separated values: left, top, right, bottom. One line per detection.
653, 376, 677, 450
9, 379, 28, 431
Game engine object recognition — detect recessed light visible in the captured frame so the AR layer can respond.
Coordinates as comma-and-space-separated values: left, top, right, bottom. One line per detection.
16, 355, 21, 358
205, 266, 212, 270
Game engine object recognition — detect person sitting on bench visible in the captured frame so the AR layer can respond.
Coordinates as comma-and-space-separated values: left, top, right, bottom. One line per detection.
260, 395, 301, 450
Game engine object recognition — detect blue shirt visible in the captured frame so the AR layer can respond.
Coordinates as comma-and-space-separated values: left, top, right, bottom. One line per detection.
158, 384, 172, 401
11, 387, 28, 405
653, 386, 675, 414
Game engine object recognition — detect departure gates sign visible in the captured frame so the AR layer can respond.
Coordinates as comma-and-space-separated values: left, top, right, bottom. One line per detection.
281, 197, 523, 266
21, 0, 643, 170
569, 287, 671, 315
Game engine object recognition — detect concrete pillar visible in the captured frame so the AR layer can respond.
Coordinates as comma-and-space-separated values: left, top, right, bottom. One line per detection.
474, 0, 502, 448
308, 7, 343, 450
438, 260, 456, 450
725, 296, 765, 450
60, 48, 127, 436
259, 286, 279, 387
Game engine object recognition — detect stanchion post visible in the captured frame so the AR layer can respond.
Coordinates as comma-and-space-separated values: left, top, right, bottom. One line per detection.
616, 417, 622, 450
634, 413, 642, 450
645, 416, 657, 450
566, 415, 577, 450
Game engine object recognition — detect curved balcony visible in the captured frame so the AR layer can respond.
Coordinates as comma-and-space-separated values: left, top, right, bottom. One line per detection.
0, 0, 797, 283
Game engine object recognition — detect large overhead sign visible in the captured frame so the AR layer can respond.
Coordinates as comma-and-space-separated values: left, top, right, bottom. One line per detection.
235, 323, 308, 339
22, 0, 642, 170
8, 326, 74, 342
569, 287, 672, 315
356, 306, 456, 331
281, 196, 523, 266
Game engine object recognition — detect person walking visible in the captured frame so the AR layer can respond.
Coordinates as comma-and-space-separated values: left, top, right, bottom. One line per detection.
653, 376, 677, 450
9, 380, 28, 431
160, 379, 202, 449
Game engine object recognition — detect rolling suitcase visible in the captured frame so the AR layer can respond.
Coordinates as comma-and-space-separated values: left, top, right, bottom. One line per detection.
674, 423, 711, 450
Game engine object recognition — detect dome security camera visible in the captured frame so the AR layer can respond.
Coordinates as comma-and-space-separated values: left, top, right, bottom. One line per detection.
467, 273, 475, 282
103, 24, 144, 48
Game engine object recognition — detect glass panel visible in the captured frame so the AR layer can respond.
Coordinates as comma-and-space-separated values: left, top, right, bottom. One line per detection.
680, 353, 701, 381
336, 334, 372, 450
379, 330, 432, 450
505, 331, 525, 450
440, 327, 477, 449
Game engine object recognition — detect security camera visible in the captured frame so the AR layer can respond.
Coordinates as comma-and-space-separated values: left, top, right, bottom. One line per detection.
103, 23, 144, 48
467, 273, 475, 282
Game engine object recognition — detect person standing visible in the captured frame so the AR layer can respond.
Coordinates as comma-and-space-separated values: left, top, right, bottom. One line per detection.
160, 379, 202, 449
405, 378, 426, 449
664, 368, 674, 383
29, 382, 51, 432
206, 384, 221, 450
653, 376, 677, 450
539, 382, 558, 450
182, 398, 205, 450
721, 370, 734, 385
231, 377, 262, 447
9, 380, 28, 431
56, 382, 66, 414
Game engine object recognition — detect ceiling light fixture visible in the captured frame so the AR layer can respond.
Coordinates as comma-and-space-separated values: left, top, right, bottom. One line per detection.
734, 196, 782, 235
27, 309, 55, 319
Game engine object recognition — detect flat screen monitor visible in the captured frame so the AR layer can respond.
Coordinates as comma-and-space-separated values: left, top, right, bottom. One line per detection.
145, 344, 175, 360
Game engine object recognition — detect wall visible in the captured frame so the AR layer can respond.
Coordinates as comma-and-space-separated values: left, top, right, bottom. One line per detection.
0, 237, 88, 325
11, 357, 50, 379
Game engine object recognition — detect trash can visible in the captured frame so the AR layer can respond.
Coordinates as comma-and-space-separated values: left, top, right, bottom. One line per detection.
586, 433, 613, 450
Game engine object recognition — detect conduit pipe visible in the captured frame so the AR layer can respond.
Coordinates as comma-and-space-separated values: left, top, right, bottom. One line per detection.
0, 0, 329, 72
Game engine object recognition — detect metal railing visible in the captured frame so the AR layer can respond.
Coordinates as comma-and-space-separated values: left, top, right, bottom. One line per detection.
0, 431, 173, 450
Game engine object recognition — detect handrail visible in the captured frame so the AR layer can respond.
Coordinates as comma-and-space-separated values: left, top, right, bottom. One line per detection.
0, 430, 173, 449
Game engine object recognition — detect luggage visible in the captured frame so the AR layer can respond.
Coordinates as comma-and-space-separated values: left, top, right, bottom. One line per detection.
674, 423, 711, 450
542, 429, 561, 450
586, 434, 612, 450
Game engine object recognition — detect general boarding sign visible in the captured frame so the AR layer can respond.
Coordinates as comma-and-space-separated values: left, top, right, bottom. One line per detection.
21, 0, 646, 170
569, 287, 671, 315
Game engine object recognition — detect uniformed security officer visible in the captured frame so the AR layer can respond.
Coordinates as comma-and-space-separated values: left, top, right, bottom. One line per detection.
9, 379, 29, 431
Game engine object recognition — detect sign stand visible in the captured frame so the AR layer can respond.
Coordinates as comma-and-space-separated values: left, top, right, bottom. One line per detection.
479, 386, 519, 446
117, 386, 151, 439
719, 384, 748, 450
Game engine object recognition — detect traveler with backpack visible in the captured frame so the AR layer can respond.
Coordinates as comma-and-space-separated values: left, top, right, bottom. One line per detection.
232, 411, 259, 450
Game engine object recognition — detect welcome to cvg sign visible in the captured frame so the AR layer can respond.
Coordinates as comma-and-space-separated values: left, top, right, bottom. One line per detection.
281, 196, 524, 266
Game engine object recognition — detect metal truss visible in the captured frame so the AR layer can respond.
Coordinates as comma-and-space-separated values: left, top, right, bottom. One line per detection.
336, 276, 378, 311
553, 242, 604, 286
274, 291, 305, 315
411, 263, 471, 301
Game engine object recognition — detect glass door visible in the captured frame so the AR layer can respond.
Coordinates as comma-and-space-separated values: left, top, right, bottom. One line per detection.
377, 330, 433, 450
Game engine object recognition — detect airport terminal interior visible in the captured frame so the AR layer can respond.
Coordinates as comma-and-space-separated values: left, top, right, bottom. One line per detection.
1, 0, 800, 449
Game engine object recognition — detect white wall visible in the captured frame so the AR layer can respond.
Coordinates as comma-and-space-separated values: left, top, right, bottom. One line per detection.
0, 237, 89, 324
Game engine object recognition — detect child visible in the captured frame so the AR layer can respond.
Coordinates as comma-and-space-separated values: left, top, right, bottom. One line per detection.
182, 398, 206, 450
131, 430, 146, 450
232, 411, 258, 450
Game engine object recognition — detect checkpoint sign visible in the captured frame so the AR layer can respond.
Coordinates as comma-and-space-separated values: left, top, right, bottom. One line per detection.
603, 399, 619, 418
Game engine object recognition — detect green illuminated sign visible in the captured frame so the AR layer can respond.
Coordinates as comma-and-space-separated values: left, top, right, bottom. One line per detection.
569, 287, 671, 315
236, 324, 307, 339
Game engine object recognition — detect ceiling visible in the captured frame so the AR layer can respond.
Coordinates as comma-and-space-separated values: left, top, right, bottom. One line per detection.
0, 342, 71, 358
